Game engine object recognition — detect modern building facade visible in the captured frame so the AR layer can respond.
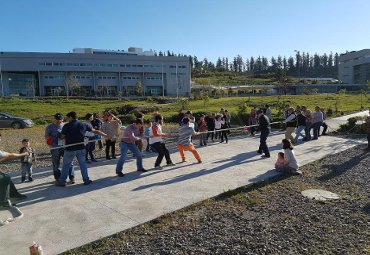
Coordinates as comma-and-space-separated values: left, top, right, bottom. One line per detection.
338, 49, 370, 84
0, 48, 191, 97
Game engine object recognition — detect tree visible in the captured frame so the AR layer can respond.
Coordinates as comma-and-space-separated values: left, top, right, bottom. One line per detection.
65, 73, 81, 98
134, 80, 143, 96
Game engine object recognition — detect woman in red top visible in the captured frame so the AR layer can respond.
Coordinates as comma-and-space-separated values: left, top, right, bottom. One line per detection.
197, 115, 208, 146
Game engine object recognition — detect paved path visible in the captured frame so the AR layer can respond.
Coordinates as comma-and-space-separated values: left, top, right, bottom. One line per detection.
0, 111, 368, 255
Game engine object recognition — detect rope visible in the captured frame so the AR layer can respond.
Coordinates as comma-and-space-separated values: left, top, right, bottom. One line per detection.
0, 199, 24, 226
50, 121, 282, 150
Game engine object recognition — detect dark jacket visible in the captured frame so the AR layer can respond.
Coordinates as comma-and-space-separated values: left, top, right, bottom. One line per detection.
258, 114, 270, 131
296, 113, 306, 127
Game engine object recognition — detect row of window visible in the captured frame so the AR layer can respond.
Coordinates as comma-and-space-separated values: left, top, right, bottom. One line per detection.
39, 62, 187, 69
43, 75, 163, 80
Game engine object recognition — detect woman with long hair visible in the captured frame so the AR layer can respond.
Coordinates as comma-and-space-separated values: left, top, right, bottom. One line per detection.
278, 139, 302, 175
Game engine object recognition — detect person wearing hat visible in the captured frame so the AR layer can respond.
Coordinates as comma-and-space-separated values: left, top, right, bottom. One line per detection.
256, 109, 271, 158
56, 111, 109, 186
45, 113, 75, 182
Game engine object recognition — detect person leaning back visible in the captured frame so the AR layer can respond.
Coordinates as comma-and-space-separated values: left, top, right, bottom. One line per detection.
55, 111, 109, 186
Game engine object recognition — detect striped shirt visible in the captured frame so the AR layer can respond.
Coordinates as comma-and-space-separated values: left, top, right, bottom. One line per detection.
178, 125, 195, 146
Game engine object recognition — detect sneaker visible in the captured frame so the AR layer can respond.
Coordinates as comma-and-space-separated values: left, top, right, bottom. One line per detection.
137, 168, 148, 172
198, 160, 202, 164
112, 156, 117, 159
12, 193, 27, 200
292, 170, 302, 175
261, 155, 271, 158
84, 180, 93, 185
167, 162, 176, 166
117, 172, 125, 177
69, 178, 75, 184
154, 165, 163, 170
55, 181, 66, 187
181, 159, 186, 163
106, 156, 111, 160
28, 177, 33, 182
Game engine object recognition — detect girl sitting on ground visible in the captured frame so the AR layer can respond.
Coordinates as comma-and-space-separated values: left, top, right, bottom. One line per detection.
274, 152, 285, 170
278, 139, 302, 175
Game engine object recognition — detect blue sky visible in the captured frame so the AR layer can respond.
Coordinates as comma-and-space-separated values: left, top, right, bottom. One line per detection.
0, 0, 369, 62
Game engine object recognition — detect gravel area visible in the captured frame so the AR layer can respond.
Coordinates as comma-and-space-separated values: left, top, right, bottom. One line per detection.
61, 144, 369, 255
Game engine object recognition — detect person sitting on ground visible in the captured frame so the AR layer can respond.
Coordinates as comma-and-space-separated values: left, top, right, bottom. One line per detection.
149, 114, 175, 170
115, 119, 147, 177
278, 139, 301, 175
0, 134, 28, 206
19, 138, 36, 183
177, 117, 202, 163
274, 152, 285, 170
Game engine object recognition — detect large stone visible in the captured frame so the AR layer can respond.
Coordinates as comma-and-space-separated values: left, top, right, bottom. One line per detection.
301, 189, 340, 201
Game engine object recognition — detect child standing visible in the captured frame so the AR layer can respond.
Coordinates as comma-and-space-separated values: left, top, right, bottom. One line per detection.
177, 118, 202, 163
144, 120, 153, 152
274, 152, 285, 170
19, 139, 36, 182
197, 115, 208, 146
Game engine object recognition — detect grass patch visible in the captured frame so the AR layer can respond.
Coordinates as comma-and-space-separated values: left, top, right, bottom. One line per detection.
0, 94, 368, 126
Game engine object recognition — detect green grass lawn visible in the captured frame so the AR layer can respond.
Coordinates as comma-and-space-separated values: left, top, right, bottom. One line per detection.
0, 94, 368, 126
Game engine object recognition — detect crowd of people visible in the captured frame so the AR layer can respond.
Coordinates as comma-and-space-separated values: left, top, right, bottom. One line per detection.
1, 107, 369, 206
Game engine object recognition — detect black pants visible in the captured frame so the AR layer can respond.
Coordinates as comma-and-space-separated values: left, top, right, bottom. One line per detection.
85, 137, 96, 160
105, 139, 116, 158
206, 128, 214, 140
320, 122, 328, 135
258, 129, 270, 156
151, 142, 172, 167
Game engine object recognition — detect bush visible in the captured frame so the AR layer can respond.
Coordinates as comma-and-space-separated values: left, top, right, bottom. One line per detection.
338, 116, 366, 134
117, 114, 136, 125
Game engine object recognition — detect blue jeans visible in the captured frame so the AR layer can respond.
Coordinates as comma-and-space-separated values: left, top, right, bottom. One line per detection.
51, 148, 74, 180
295, 125, 306, 143
116, 142, 143, 173
258, 129, 270, 156
59, 149, 88, 184
312, 122, 323, 139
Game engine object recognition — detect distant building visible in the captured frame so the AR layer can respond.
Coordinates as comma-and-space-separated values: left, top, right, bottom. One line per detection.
0, 48, 191, 97
338, 49, 370, 84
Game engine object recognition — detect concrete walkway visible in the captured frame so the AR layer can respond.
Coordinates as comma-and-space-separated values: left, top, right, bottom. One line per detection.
0, 111, 368, 255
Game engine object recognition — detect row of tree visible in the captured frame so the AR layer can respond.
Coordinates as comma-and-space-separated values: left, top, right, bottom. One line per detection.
190, 51, 340, 78
156, 50, 341, 78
